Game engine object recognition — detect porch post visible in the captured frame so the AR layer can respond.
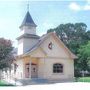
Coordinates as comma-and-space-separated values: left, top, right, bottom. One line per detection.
29, 60, 31, 79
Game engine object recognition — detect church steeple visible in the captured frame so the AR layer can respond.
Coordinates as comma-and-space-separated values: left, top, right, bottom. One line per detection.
19, 9, 37, 35
20, 2, 37, 28
20, 11, 37, 28
17, 4, 39, 55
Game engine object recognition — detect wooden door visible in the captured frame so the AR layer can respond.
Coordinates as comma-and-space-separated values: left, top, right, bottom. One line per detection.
25, 64, 30, 78
31, 64, 38, 78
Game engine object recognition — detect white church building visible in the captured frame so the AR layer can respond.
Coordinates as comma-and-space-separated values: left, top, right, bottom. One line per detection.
13, 10, 77, 81
2, 10, 77, 84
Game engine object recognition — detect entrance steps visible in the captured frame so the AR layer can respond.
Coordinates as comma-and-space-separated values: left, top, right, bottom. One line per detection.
16, 78, 49, 85
16, 78, 74, 86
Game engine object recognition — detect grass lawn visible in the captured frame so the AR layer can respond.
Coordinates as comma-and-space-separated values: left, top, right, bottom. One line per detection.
0, 80, 14, 86
76, 77, 90, 82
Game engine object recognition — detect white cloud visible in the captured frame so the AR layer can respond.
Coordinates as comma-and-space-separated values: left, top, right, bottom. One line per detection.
87, 0, 90, 4
69, 2, 81, 11
84, 0, 90, 10
69, 1, 90, 11
84, 4, 90, 10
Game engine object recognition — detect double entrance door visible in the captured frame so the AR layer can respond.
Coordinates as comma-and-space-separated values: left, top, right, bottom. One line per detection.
25, 63, 38, 78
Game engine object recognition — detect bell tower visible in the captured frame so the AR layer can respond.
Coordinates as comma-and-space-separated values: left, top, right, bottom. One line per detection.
17, 8, 39, 55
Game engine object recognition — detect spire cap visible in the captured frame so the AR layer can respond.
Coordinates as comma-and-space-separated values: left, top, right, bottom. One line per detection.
20, 11, 37, 28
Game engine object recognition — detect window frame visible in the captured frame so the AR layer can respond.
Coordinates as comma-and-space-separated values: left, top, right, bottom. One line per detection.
53, 63, 63, 74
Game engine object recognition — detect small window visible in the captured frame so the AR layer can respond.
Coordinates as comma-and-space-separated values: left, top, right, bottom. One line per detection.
53, 63, 63, 73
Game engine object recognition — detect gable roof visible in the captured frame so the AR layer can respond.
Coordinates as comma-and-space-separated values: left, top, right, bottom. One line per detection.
24, 33, 50, 55
52, 33, 77, 59
23, 32, 77, 59
20, 11, 37, 28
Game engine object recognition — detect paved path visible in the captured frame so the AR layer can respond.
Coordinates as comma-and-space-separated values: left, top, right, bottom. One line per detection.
0, 82, 90, 90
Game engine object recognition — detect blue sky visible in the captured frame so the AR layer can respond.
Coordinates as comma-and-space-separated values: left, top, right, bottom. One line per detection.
0, 0, 90, 47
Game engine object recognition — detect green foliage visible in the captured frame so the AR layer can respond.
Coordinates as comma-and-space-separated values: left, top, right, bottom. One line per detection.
47, 23, 89, 50
0, 38, 14, 70
47, 23, 90, 76
78, 41, 90, 71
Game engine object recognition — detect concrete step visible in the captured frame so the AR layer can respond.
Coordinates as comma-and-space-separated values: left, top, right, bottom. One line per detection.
16, 78, 49, 85
16, 78, 74, 86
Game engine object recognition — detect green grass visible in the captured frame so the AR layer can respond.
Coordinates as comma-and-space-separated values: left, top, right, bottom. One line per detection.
76, 77, 90, 82
0, 80, 14, 86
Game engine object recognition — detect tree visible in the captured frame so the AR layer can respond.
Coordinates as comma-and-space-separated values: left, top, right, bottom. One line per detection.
47, 23, 89, 54
47, 23, 90, 76
78, 41, 90, 71
0, 38, 14, 70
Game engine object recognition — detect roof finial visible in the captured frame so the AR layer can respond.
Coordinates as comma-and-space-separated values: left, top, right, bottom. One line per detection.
27, 1, 29, 11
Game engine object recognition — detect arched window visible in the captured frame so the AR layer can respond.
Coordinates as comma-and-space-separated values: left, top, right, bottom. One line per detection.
53, 63, 63, 73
